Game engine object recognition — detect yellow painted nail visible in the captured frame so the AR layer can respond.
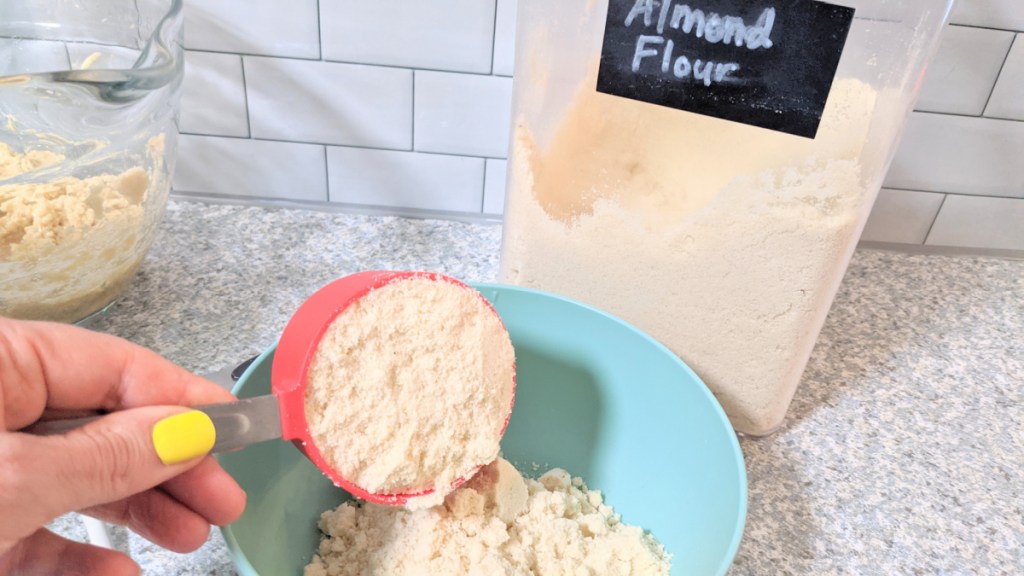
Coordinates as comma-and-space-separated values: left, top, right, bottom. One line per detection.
152, 410, 216, 465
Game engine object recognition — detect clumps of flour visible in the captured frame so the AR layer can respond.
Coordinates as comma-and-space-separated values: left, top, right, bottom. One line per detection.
303, 275, 516, 503
0, 142, 63, 179
304, 458, 671, 576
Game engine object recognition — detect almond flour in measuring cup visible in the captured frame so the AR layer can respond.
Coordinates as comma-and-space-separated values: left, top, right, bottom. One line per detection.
303, 276, 515, 506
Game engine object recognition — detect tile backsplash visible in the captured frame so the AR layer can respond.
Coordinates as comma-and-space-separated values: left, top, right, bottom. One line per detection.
174, 0, 1024, 253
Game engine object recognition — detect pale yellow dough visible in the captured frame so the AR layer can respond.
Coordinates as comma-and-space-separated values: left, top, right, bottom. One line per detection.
0, 137, 164, 322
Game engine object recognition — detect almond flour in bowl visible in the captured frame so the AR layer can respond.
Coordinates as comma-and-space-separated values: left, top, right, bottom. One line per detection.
304, 458, 672, 576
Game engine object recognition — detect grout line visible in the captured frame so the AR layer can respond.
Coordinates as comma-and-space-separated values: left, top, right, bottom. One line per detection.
411, 71, 416, 152
323, 145, 331, 202
315, 0, 324, 61
62, 41, 72, 69
488, 0, 499, 75
910, 109, 1024, 124
183, 48, 320, 62
980, 34, 1017, 117
921, 194, 948, 245
945, 22, 1024, 34
480, 159, 489, 213
169, 191, 504, 225
183, 47, 499, 77
878, 185, 946, 195
177, 132, 509, 161
238, 55, 253, 139
879, 185, 1023, 201
983, 112, 1024, 122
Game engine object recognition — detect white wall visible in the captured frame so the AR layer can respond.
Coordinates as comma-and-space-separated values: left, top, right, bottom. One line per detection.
863, 0, 1024, 252
173, 0, 1024, 252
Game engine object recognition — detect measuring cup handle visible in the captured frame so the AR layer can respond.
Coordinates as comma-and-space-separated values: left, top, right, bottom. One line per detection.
24, 395, 283, 454
201, 394, 282, 452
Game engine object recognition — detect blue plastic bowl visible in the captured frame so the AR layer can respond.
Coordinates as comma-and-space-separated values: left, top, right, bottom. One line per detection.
219, 283, 747, 575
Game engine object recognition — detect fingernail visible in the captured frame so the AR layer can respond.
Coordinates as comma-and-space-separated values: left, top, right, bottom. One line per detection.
152, 410, 216, 465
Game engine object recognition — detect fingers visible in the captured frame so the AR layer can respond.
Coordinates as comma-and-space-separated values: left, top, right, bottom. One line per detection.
0, 528, 138, 576
160, 457, 246, 527
82, 489, 211, 554
1, 407, 213, 531
80, 458, 244, 552
0, 318, 235, 431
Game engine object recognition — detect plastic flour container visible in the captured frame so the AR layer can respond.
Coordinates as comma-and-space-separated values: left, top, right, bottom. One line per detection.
499, 0, 955, 435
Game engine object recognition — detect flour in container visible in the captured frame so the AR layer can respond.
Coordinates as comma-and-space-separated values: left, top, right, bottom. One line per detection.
500, 61, 888, 435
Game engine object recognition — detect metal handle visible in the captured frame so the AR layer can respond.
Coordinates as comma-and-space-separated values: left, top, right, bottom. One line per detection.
24, 395, 283, 454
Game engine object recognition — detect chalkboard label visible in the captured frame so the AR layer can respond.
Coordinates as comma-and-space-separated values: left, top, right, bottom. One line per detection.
597, 0, 856, 138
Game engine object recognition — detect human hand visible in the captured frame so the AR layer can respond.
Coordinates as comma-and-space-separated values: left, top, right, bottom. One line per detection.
0, 318, 246, 575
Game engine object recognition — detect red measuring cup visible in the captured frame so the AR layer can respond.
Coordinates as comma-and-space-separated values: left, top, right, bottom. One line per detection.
271, 270, 517, 505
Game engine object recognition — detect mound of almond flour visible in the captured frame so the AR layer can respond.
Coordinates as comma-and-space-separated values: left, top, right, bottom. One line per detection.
304, 458, 671, 576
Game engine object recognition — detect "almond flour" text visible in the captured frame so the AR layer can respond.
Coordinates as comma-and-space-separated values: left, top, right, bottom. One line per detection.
625, 0, 776, 86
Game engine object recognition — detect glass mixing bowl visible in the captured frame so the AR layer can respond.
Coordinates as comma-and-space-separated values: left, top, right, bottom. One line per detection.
0, 0, 183, 323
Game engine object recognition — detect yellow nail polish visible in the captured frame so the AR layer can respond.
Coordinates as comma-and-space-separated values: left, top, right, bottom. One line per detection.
152, 410, 216, 465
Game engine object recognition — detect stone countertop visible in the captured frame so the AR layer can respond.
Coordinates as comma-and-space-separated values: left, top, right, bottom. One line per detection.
52, 199, 1023, 575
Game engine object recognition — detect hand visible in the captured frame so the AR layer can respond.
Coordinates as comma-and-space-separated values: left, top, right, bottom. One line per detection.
0, 318, 246, 575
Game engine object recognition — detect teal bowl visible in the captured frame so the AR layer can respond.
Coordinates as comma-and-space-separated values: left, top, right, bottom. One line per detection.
219, 283, 747, 575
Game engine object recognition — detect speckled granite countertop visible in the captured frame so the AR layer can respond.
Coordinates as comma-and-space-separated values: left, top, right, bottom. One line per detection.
51, 199, 1023, 575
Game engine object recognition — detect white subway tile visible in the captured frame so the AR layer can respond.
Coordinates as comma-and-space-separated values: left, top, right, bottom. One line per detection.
320, 0, 496, 73
328, 147, 484, 213
950, 0, 1024, 31
415, 71, 513, 158
174, 135, 327, 201
926, 195, 1024, 251
483, 159, 508, 215
245, 57, 412, 149
985, 35, 1024, 121
183, 0, 320, 59
860, 189, 945, 244
883, 113, 1024, 198
915, 26, 1014, 116
66, 43, 141, 70
0, 39, 69, 75
179, 51, 248, 138
493, 0, 518, 77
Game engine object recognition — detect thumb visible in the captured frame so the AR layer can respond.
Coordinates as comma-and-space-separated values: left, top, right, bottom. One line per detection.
15, 407, 215, 524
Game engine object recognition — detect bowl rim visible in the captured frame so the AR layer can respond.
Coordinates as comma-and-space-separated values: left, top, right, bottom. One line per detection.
0, 0, 183, 87
220, 282, 748, 576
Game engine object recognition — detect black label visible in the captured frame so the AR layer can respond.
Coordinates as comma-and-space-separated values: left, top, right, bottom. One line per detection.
597, 0, 855, 138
